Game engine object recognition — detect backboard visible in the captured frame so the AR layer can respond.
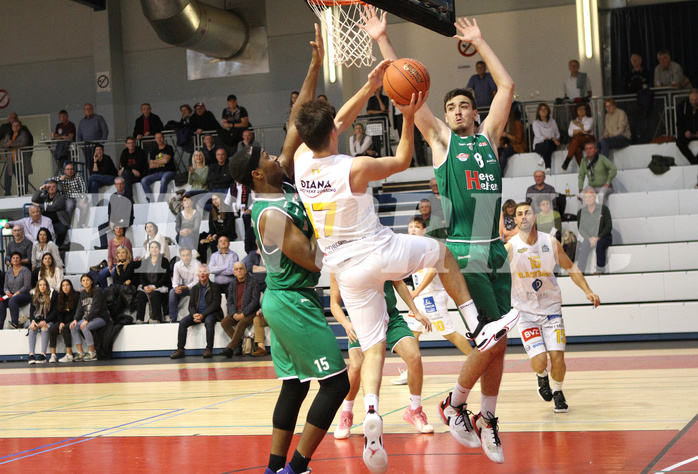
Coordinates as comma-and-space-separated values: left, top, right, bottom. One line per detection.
364, 0, 456, 37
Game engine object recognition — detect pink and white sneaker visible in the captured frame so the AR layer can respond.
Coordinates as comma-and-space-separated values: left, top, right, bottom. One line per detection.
403, 406, 434, 433
334, 410, 353, 439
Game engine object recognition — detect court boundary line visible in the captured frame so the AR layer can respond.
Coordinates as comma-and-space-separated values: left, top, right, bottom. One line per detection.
641, 412, 698, 474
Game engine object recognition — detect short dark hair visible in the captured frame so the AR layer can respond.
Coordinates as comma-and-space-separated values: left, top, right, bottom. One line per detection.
408, 216, 426, 228
148, 240, 162, 251
38, 227, 53, 242
230, 146, 260, 190
10, 251, 22, 260
444, 88, 477, 112
126, 136, 136, 142
94, 143, 104, 151
58, 109, 68, 115
227, 94, 237, 101
141, 103, 151, 108
295, 100, 336, 151
180, 104, 192, 112
476, 60, 486, 67
515, 201, 531, 213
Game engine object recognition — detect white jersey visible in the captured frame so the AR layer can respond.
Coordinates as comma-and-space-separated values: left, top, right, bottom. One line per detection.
294, 150, 392, 267
411, 268, 445, 296
509, 231, 562, 315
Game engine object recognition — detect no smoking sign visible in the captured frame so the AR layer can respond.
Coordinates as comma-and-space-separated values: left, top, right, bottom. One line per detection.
0, 89, 9, 109
458, 41, 477, 57
96, 71, 112, 92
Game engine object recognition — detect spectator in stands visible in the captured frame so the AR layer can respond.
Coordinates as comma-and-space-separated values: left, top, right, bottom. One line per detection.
198, 194, 236, 260
497, 107, 526, 174
5, 225, 32, 269
535, 196, 562, 240
52, 110, 76, 169
179, 104, 193, 129
526, 170, 558, 214
31, 228, 64, 277
0, 111, 17, 139
208, 148, 234, 193
349, 123, 375, 157
51, 162, 89, 228
676, 89, 698, 165
654, 50, 691, 89
49, 279, 80, 363
284, 91, 299, 132
251, 310, 268, 357
2, 120, 32, 196
27, 278, 56, 364
563, 59, 592, 99
176, 192, 202, 250
417, 198, 447, 240
576, 187, 613, 274
367, 86, 390, 117
169, 247, 201, 324
532, 103, 560, 171
141, 132, 177, 202
499, 199, 518, 243
599, 99, 631, 158
625, 53, 650, 93
209, 235, 238, 287
425, 177, 447, 238
467, 60, 497, 108
220, 94, 250, 148
118, 137, 148, 201
236, 129, 259, 152
562, 103, 594, 171
133, 103, 164, 140
112, 246, 137, 311
6, 205, 55, 243
142, 221, 171, 260
70, 273, 108, 361
189, 102, 220, 135
76, 103, 109, 174
135, 241, 170, 324
38, 253, 63, 292
97, 226, 132, 289
96, 177, 134, 250
220, 262, 261, 357
87, 144, 118, 201
243, 247, 267, 292
578, 141, 617, 205
201, 134, 219, 165
188, 150, 209, 192
170, 265, 222, 359
1, 252, 32, 329
31, 179, 70, 245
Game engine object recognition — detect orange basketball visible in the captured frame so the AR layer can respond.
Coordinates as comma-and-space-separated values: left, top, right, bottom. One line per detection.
383, 58, 431, 106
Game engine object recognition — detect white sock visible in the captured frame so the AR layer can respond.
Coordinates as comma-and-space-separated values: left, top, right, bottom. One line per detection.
343, 400, 354, 413
451, 382, 471, 407
364, 394, 379, 414
551, 378, 563, 393
458, 300, 479, 332
480, 394, 498, 418
409, 394, 421, 411
537, 369, 548, 378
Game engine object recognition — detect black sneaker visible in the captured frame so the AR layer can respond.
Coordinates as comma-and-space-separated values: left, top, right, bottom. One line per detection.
553, 391, 569, 413
36, 354, 47, 364
220, 347, 234, 358
537, 374, 553, 402
28, 354, 36, 364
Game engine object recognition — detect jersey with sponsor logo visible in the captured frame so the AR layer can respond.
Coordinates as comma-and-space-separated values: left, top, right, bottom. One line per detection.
509, 231, 562, 315
251, 181, 320, 290
411, 267, 445, 296
294, 150, 392, 267
434, 132, 502, 241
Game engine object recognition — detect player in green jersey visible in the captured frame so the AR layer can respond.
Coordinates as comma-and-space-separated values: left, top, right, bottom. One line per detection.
363, 8, 519, 464
230, 26, 349, 474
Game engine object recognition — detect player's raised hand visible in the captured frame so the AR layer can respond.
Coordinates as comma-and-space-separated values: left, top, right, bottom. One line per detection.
454, 17, 482, 44
359, 4, 387, 41
587, 292, 601, 308
394, 90, 429, 118
310, 23, 324, 68
413, 310, 432, 333
367, 58, 393, 90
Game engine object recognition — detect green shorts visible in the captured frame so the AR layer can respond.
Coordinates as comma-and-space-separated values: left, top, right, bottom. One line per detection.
263, 288, 346, 382
348, 309, 413, 353
447, 239, 512, 328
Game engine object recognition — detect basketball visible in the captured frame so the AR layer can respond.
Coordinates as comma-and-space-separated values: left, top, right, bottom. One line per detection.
383, 58, 431, 106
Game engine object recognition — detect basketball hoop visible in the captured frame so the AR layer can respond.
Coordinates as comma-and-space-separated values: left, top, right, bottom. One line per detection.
306, 0, 379, 68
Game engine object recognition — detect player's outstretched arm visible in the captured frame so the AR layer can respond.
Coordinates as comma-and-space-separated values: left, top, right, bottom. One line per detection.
258, 208, 323, 273
454, 18, 514, 147
392, 280, 431, 332
329, 272, 358, 343
553, 238, 601, 307
281, 23, 324, 177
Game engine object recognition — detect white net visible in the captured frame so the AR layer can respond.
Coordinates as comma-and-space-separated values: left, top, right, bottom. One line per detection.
306, 1, 379, 68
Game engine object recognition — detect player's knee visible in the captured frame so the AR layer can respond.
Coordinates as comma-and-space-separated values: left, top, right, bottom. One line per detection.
318, 370, 350, 400
272, 379, 310, 431
530, 355, 547, 373
307, 372, 350, 431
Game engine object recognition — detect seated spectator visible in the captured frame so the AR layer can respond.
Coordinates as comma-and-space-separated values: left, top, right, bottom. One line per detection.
38, 253, 63, 292
141, 132, 177, 202
251, 310, 268, 357
220, 94, 250, 148
170, 265, 222, 359
467, 60, 497, 109
624, 53, 650, 93
135, 241, 170, 324
32, 228, 64, 275
188, 151, 209, 192
198, 194, 236, 260
208, 148, 234, 193
49, 279, 80, 363
599, 99, 631, 158
497, 107, 526, 174
532, 103, 560, 171
189, 102, 221, 135
563, 59, 592, 99
201, 134, 219, 165
5, 225, 32, 269
676, 89, 698, 165
525, 170, 558, 214
133, 103, 164, 140
86, 144, 118, 201
417, 198, 447, 240
143, 221, 171, 260
242, 248, 267, 292
578, 141, 617, 205
1, 252, 32, 329
97, 226, 132, 289
52, 110, 76, 170
535, 196, 561, 240
112, 246, 137, 311
6, 205, 55, 243
236, 129, 259, 152
209, 235, 238, 287
176, 193, 202, 250
562, 103, 594, 171
220, 262, 261, 357
179, 104, 193, 130
51, 161, 90, 228
70, 274, 108, 361
654, 50, 691, 89
499, 199, 518, 243
2, 120, 32, 196
349, 123, 376, 157
31, 179, 70, 245
169, 247, 201, 324
27, 278, 57, 364
118, 136, 148, 201
576, 188, 613, 274
284, 91, 299, 132
96, 177, 134, 250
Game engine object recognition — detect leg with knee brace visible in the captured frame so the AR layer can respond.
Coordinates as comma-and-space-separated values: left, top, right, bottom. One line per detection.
306, 371, 350, 431
272, 379, 310, 432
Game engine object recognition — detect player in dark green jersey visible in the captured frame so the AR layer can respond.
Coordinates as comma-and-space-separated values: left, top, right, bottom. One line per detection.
230, 26, 349, 474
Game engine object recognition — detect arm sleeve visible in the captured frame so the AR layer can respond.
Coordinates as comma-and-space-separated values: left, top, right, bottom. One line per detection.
171, 263, 180, 288
577, 210, 591, 239
604, 156, 617, 183
86, 288, 107, 321
74, 295, 85, 321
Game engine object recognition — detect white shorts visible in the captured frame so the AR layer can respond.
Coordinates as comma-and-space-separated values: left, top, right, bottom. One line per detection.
407, 291, 456, 336
517, 310, 566, 358
333, 233, 441, 352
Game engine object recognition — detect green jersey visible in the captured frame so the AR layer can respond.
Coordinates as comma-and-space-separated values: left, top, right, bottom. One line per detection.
251, 181, 320, 290
434, 132, 502, 241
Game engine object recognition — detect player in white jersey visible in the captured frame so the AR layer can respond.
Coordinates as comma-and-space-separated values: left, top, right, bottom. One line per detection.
293, 63, 481, 474
505, 202, 600, 413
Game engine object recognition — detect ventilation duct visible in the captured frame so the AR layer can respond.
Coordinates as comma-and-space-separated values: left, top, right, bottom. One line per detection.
140, 0, 248, 60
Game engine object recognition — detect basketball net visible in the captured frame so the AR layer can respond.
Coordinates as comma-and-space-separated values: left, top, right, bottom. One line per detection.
306, 1, 379, 68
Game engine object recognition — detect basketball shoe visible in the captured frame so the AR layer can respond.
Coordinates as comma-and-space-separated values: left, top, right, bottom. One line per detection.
537, 374, 553, 402
390, 367, 408, 385
465, 308, 520, 352
448, 403, 481, 448
334, 410, 353, 439
473, 412, 504, 463
437, 392, 457, 426
553, 391, 569, 413
403, 406, 433, 433
279, 463, 310, 474
363, 407, 388, 473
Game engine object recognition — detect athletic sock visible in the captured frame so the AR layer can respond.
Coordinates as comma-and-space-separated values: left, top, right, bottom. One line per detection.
451, 382, 471, 407
364, 393, 379, 414
343, 399, 355, 413
409, 394, 422, 411
268, 454, 285, 472
537, 369, 548, 378
289, 450, 310, 474
551, 378, 563, 393
458, 300, 479, 330
480, 394, 498, 418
